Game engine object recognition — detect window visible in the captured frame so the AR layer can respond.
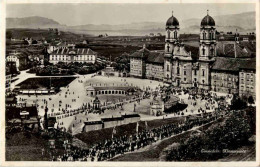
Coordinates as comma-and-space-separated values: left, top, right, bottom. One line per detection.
202, 80, 205, 85
203, 32, 206, 39
174, 31, 177, 39
184, 78, 186, 81
177, 67, 180, 75
167, 31, 170, 39
194, 70, 197, 76
202, 70, 205, 77
184, 71, 186, 76
211, 48, 214, 56
202, 47, 205, 55
167, 64, 169, 72
167, 45, 170, 52
210, 32, 214, 39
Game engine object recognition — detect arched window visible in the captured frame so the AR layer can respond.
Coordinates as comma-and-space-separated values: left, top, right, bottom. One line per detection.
177, 67, 180, 75
167, 64, 169, 72
209, 32, 211, 40
202, 70, 205, 77
202, 80, 205, 85
203, 31, 206, 40
167, 31, 170, 39
202, 47, 205, 55
167, 74, 169, 78
174, 31, 177, 39
210, 48, 214, 56
167, 44, 170, 52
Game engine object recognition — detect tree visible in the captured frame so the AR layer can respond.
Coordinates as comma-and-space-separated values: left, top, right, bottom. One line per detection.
248, 96, 254, 105
230, 94, 247, 110
6, 31, 13, 39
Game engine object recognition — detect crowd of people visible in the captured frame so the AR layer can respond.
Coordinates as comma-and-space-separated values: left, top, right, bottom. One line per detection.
51, 112, 222, 161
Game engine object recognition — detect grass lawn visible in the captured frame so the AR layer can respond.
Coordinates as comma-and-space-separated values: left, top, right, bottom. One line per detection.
6, 145, 50, 161
6, 132, 50, 161
17, 77, 76, 89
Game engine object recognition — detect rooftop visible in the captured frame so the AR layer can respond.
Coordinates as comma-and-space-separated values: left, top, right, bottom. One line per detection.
84, 121, 103, 125
51, 48, 97, 55
101, 117, 124, 122
212, 57, 256, 72
121, 114, 140, 118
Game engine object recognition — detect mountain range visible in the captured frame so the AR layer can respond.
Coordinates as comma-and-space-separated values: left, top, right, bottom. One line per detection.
6, 12, 256, 36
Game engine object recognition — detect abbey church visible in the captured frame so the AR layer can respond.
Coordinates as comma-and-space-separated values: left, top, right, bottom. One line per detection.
130, 11, 256, 99
164, 11, 217, 90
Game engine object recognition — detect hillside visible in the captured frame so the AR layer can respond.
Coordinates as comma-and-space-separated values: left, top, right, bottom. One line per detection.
6, 12, 256, 36
181, 12, 256, 33
7, 16, 63, 29
6, 28, 87, 41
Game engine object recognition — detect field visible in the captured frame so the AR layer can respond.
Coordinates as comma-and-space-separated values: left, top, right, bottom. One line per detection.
16, 77, 76, 89
6, 28, 201, 61
7, 28, 84, 41
82, 36, 165, 60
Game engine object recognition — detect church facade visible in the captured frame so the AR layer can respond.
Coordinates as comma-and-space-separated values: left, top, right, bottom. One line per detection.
164, 12, 216, 90
129, 12, 256, 99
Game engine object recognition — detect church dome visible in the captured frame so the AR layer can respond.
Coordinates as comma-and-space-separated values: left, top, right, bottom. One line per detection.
201, 13, 215, 26
166, 14, 179, 27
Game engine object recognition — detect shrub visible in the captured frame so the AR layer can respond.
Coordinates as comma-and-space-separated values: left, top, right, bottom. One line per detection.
166, 109, 254, 161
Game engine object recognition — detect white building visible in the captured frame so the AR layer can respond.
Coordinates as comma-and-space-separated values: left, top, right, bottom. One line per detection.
49, 48, 97, 64
6, 51, 28, 71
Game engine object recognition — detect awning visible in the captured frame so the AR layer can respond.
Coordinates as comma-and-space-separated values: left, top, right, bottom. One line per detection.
42, 91, 48, 93
29, 90, 35, 94
22, 90, 29, 94
36, 91, 42, 93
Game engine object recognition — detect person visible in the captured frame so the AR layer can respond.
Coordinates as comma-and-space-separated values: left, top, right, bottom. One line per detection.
41, 148, 45, 156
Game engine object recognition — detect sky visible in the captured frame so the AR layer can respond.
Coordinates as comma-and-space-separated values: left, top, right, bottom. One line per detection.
7, 3, 255, 26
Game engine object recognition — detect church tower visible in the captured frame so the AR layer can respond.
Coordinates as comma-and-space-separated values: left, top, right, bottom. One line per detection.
199, 10, 216, 60
197, 10, 216, 90
164, 11, 179, 83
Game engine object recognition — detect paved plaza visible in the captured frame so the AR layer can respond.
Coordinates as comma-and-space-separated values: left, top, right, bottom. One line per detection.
14, 71, 228, 135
